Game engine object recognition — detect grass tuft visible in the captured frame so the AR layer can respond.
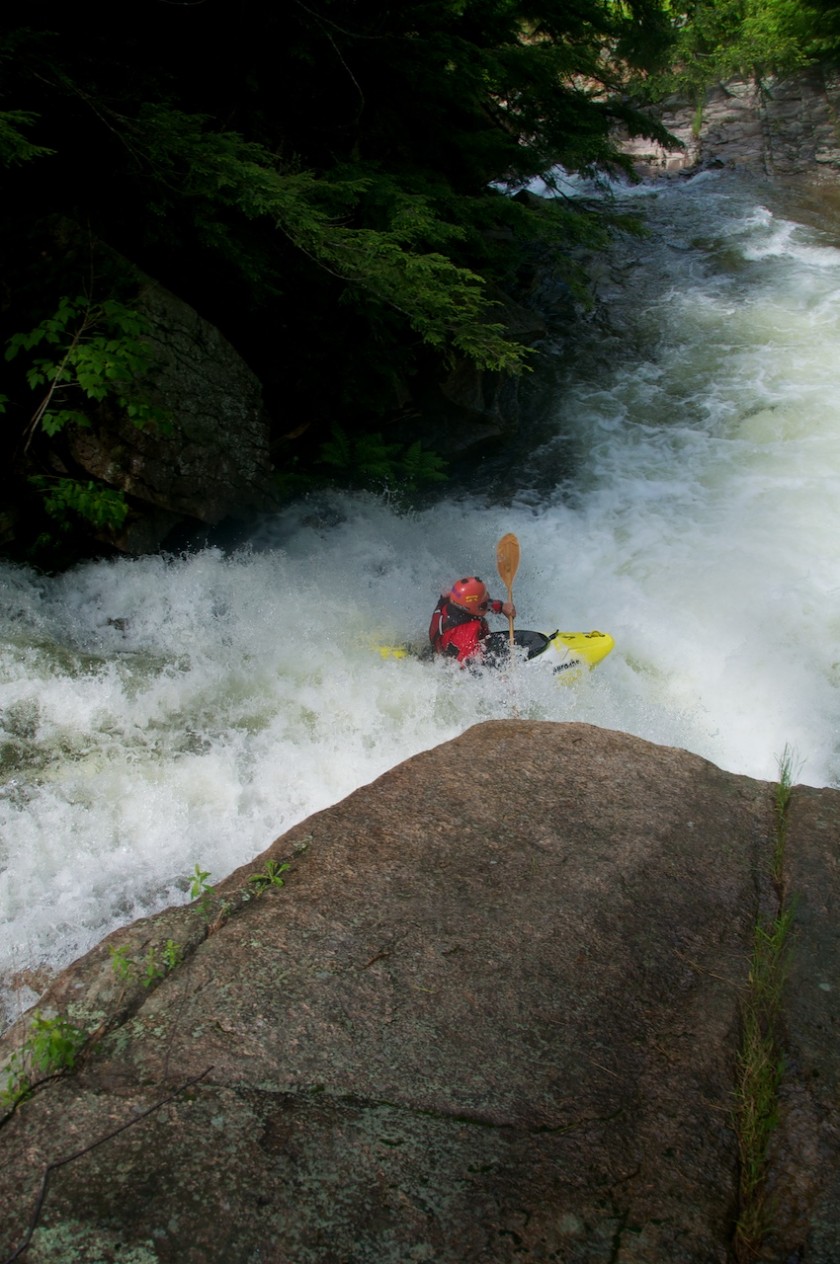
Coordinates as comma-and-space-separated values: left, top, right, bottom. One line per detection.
733, 749, 797, 1260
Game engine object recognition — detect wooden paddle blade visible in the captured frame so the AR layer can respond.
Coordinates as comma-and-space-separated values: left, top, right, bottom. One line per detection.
496, 533, 519, 646
496, 533, 520, 590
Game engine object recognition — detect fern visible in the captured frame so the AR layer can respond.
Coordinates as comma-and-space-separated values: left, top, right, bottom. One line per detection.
317, 423, 447, 492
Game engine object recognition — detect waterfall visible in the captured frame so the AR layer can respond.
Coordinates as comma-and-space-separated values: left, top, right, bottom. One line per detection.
2, 168, 839, 1027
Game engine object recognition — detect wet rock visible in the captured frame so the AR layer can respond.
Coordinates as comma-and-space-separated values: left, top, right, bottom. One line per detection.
0, 721, 837, 1262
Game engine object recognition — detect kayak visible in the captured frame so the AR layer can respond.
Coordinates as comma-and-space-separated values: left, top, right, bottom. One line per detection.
485, 628, 614, 679
501, 629, 614, 675
377, 628, 614, 681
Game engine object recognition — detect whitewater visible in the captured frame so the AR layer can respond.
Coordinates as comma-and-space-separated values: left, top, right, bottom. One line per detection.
2, 169, 840, 1028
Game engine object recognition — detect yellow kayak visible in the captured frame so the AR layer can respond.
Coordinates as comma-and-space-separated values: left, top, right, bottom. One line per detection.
547, 630, 615, 674
377, 628, 615, 681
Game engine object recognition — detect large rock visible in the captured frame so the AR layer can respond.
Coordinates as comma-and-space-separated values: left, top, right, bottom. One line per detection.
67, 278, 278, 553
619, 67, 840, 182
0, 721, 837, 1262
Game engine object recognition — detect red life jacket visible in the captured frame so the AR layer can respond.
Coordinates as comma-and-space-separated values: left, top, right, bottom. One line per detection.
429, 596, 496, 663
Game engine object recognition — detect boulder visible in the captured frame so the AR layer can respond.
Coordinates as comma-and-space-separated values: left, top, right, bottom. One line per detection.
0, 721, 837, 1263
67, 278, 278, 553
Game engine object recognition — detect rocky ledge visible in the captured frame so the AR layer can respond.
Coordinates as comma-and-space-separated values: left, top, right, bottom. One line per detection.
619, 65, 840, 182
0, 721, 838, 1263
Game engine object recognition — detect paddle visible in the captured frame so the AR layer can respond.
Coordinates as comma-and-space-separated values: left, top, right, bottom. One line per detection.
496, 532, 520, 647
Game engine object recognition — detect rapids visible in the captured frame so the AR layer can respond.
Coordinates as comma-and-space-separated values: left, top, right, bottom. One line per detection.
2, 169, 840, 1028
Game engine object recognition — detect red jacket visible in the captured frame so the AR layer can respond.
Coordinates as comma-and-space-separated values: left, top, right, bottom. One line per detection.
428, 596, 504, 663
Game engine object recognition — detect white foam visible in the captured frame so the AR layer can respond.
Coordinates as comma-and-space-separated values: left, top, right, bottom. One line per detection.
2, 173, 840, 1024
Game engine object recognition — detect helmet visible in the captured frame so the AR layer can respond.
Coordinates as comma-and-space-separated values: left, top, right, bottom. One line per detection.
449, 576, 489, 610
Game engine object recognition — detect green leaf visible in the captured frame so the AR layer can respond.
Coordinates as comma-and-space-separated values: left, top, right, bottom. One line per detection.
8, 295, 169, 444
41, 409, 90, 437
30, 476, 129, 531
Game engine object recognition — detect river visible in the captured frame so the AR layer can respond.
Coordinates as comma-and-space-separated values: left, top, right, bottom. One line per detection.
2, 169, 839, 1028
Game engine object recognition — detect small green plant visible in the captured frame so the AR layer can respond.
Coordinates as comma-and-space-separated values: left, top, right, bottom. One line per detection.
109, 944, 135, 982
142, 947, 164, 988
248, 859, 290, 896
29, 475, 129, 534
1, 1011, 85, 1110
190, 864, 212, 898
735, 1006, 783, 1251
733, 749, 798, 1261
772, 744, 799, 889
26, 1011, 85, 1075
190, 864, 216, 919
109, 938, 183, 988
734, 912, 792, 1258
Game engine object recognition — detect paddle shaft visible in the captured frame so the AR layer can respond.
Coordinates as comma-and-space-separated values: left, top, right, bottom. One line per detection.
496, 533, 520, 647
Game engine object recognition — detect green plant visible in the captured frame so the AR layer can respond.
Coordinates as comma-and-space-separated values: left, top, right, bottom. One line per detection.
0, 109, 55, 166
772, 744, 799, 887
5, 294, 169, 543
109, 938, 183, 988
29, 475, 129, 534
5, 294, 169, 451
189, 864, 212, 898
248, 859, 290, 896
1, 1011, 85, 1110
734, 911, 792, 1257
395, 440, 449, 492
109, 944, 135, 982
733, 749, 798, 1260
734, 1005, 782, 1250
142, 947, 164, 988
638, 0, 814, 107
318, 423, 447, 492
190, 864, 216, 919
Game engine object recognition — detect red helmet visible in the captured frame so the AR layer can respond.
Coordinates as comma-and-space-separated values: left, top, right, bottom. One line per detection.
449, 576, 489, 610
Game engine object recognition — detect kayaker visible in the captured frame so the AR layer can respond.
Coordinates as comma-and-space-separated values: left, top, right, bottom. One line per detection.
428, 576, 516, 664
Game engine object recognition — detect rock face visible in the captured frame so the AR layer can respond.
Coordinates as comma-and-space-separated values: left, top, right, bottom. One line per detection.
67, 278, 278, 553
619, 66, 840, 181
0, 721, 838, 1263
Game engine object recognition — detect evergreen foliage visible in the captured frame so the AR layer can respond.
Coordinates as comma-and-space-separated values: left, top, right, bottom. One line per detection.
4, 0, 828, 561
0, 109, 54, 166
318, 423, 449, 493
0, 1, 684, 559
